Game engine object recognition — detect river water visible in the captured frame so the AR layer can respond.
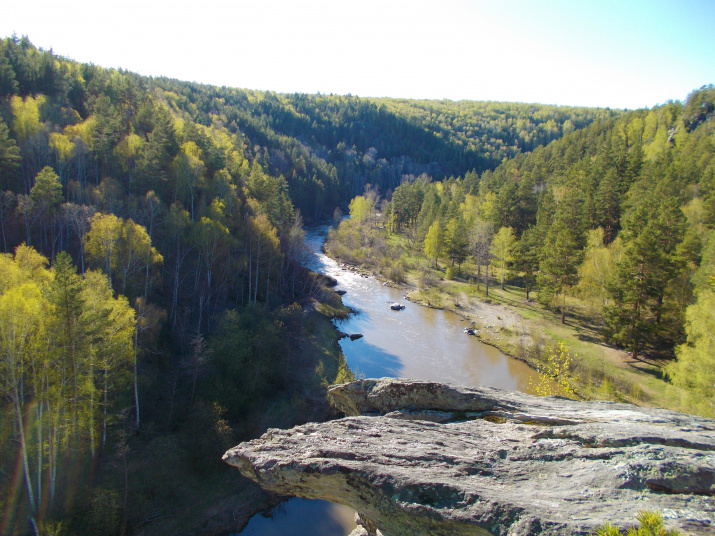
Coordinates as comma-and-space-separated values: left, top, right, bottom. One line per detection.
237, 225, 541, 535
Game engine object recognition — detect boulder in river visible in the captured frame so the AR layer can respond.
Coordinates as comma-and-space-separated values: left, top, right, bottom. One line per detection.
336, 289, 347, 296
390, 303, 405, 310
349, 333, 363, 341
224, 378, 715, 536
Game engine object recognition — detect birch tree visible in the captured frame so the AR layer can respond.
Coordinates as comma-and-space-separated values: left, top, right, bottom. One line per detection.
424, 221, 444, 268
489, 226, 516, 289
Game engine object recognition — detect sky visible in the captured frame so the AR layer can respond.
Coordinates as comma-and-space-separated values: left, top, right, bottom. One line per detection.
1, 0, 714, 109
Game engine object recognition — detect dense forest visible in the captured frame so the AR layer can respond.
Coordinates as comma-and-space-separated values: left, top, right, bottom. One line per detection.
0, 34, 710, 535
327, 84, 715, 415
0, 36, 354, 535
147, 79, 619, 220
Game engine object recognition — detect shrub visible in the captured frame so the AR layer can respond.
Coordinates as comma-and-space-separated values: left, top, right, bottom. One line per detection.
528, 341, 579, 399
592, 510, 680, 536
388, 261, 406, 283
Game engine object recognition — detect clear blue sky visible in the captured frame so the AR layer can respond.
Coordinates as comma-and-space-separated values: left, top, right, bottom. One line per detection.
1, 0, 713, 109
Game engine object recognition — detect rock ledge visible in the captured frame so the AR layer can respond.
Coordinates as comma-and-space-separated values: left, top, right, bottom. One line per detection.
224, 378, 715, 535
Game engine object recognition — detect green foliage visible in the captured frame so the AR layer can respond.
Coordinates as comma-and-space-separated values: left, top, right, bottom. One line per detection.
666, 288, 715, 415
513, 226, 539, 299
85, 488, 121, 536
528, 341, 579, 398
349, 194, 375, 224
390, 180, 424, 230
84, 212, 162, 297
537, 219, 582, 322
205, 306, 290, 421
0, 118, 20, 187
592, 510, 681, 536
604, 196, 686, 358
683, 84, 715, 132
0, 35, 713, 534
36, 521, 65, 536
0, 246, 134, 524
490, 226, 516, 289
667, 229, 715, 416
424, 220, 444, 267
30, 166, 62, 214
446, 216, 469, 268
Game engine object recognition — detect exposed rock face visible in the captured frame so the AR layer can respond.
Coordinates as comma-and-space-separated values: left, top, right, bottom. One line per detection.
223, 379, 715, 535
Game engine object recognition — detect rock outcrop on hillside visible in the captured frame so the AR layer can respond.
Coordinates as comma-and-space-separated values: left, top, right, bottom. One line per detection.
223, 378, 715, 535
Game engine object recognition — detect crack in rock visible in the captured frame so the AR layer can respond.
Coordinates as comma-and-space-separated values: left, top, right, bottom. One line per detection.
224, 379, 715, 535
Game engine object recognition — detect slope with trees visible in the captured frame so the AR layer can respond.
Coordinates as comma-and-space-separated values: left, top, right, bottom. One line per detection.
0, 33, 706, 534
0, 35, 352, 535
327, 85, 715, 416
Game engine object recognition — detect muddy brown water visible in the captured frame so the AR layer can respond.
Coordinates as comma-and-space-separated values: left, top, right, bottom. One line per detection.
236, 225, 542, 535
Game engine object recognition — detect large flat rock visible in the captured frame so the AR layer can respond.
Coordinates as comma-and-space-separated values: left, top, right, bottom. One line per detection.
223, 379, 715, 535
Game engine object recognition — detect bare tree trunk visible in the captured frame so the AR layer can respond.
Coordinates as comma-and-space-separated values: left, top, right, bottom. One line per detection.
265, 258, 272, 303
254, 236, 262, 307
103, 366, 108, 448
14, 392, 36, 512
247, 244, 252, 308
133, 325, 140, 432
35, 379, 43, 510
485, 264, 490, 298
166, 375, 178, 431
89, 358, 95, 457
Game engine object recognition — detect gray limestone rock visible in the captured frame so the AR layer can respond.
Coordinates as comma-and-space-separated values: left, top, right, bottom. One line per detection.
223, 379, 715, 535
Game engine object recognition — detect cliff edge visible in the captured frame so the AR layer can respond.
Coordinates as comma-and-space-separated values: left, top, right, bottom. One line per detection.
223, 378, 715, 535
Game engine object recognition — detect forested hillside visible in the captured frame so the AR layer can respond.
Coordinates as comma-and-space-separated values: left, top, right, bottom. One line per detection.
328, 84, 715, 415
0, 34, 682, 535
0, 36, 353, 535
152, 79, 619, 218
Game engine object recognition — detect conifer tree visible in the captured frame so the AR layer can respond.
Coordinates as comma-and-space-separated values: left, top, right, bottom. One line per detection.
603, 196, 685, 359
538, 219, 582, 323
445, 216, 469, 270
514, 226, 539, 299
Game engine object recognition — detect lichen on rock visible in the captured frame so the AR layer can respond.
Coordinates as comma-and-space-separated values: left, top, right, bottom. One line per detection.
224, 378, 715, 535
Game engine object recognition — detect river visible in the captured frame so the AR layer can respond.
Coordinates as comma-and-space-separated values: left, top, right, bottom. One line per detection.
237, 225, 542, 536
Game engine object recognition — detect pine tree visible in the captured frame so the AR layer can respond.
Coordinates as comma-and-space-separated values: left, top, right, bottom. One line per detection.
595, 169, 621, 244
30, 166, 63, 256
445, 216, 469, 270
0, 118, 21, 189
538, 219, 582, 323
603, 197, 685, 359
514, 227, 539, 300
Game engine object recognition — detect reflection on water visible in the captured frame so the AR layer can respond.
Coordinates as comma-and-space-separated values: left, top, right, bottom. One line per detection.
238, 225, 543, 535
306, 225, 541, 391
235, 499, 356, 536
